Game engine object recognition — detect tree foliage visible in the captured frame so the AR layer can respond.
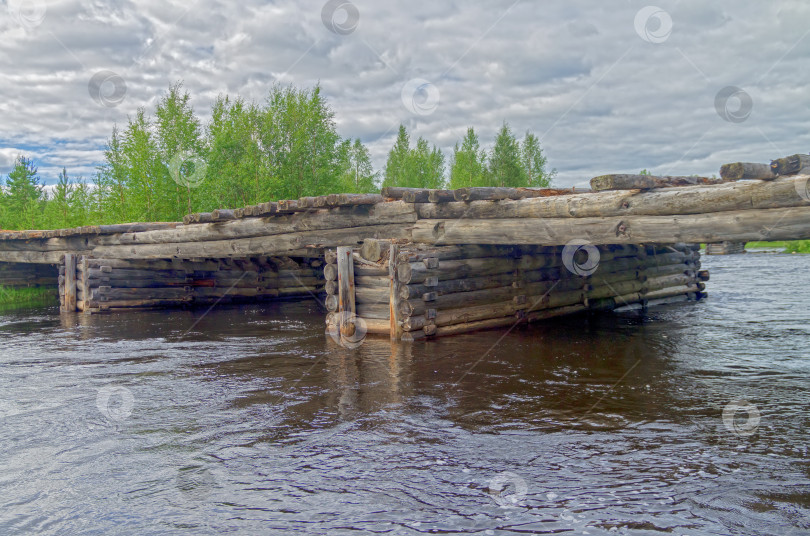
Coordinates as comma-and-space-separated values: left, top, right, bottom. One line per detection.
0, 84, 557, 231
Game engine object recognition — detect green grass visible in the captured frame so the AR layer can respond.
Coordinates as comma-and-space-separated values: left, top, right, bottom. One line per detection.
0, 286, 58, 311
743, 241, 810, 252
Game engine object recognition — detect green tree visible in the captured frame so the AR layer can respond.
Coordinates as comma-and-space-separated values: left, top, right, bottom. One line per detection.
520, 132, 554, 187
154, 81, 203, 218
339, 138, 378, 192
3, 156, 43, 229
96, 125, 131, 223
383, 125, 412, 188
410, 137, 445, 189
121, 109, 162, 221
449, 127, 486, 188
487, 123, 525, 187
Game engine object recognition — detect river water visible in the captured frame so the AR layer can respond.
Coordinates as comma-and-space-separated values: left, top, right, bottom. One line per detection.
0, 252, 808, 535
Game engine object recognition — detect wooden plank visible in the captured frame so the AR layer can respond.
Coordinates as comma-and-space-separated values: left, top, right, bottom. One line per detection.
590, 174, 726, 191
453, 187, 591, 201
337, 246, 356, 340
388, 244, 403, 340
62, 254, 77, 313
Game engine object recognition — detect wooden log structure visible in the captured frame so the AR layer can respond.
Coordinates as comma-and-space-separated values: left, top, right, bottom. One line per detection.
7, 154, 810, 339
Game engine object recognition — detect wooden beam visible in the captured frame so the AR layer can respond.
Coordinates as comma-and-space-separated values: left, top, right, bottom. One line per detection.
719, 162, 775, 180
337, 246, 356, 341
590, 174, 725, 191
62, 254, 77, 313
389, 243, 403, 341
412, 206, 810, 246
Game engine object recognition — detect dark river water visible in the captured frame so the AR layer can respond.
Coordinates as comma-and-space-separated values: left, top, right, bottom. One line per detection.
1, 252, 808, 535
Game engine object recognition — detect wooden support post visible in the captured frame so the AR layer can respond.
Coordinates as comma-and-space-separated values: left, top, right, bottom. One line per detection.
61, 254, 77, 313
336, 246, 356, 339
389, 243, 403, 341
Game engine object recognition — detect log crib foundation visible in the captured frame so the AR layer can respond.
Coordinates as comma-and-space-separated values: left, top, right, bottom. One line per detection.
325, 240, 708, 343
58, 255, 325, 314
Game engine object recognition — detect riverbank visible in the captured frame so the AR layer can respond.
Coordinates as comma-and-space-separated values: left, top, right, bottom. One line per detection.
0, 286, 57, 311
744, 240, 810, 252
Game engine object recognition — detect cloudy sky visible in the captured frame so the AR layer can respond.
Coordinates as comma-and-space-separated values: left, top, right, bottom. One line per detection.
1, 0, 809, 188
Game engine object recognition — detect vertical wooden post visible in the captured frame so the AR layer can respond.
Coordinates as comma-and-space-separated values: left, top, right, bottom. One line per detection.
61, 254, 77, 313
389, 243, 403, 341
79, 256, 89, 313
336, 246, 356, 338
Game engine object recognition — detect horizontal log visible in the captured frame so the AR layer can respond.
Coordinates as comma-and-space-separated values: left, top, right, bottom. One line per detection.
402, 190, 431, 203
399, 273, 518, 300
412, 207, 810, 245
91, 223, 413, 259
428, 190, 456, 203
400, 285, 519, 316
414, 176, 810, 220
590, 174, 725, 191
771, 154, 810, 176
454, 187, 591, 201
94, 202, 416, 246
720, 162, 775, 181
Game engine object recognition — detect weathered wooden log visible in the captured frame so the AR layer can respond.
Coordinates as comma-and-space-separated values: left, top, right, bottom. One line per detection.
360, 239, 386, 262
428, 190, 456, 203
590, 174, 725, 191
93, 202, 416, 246
399, 285, 519, 317
355, 275, 390, 288
277, 200, 299, 212
399, 273, 518, 300
91, 223, 413, 259
389, 243, 402, 340
212, 209, 237, 221
720, 162, 776, 181
60, 254, 77, 313
337, 246, 356, 338
398, 245, 517, 262
413, 207, 810, 246
697, 270, 710, 281
356, 303, 391, 320
771, 154, 810, 176
402, 190, 431, 203
356, 286, 390, 304
414, 176, 810, 220
337, 193, 385, 206
381, 187, 423, 199
453, 187, 591, 201
397, 256, 520, 284
324, 249, 338, 265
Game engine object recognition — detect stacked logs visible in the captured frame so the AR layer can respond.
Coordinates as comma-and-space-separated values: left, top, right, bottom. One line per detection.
326, 242, 707, 341
1, 262, 58, 287
60, 255, 324, 313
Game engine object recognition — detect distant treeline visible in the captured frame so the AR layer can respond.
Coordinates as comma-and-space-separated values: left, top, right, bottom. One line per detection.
0, 82, 553, 230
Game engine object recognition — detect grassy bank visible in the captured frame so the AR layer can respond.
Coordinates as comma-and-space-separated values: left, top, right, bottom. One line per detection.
0, 286, 57, 311
744, 241, 810, 252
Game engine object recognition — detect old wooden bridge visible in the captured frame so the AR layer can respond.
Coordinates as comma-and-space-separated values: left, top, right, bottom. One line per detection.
1, 155, 809, 342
